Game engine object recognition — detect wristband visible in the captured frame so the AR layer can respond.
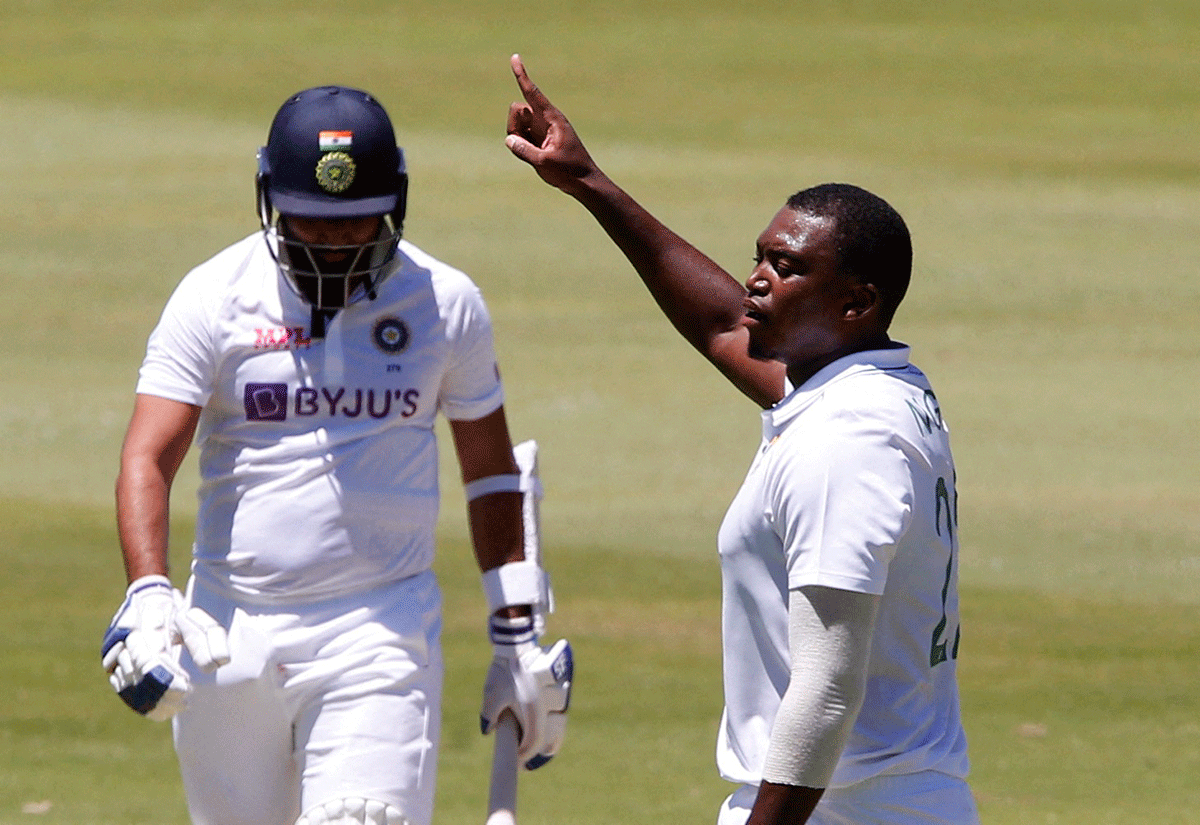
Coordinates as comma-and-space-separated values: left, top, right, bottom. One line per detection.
481, 560, 544, 614
489, 613, 537, 646
128, 574, 173, 597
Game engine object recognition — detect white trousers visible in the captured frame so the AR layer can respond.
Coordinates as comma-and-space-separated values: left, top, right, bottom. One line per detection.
717, 771, 980, 825
174, 572, 444, 825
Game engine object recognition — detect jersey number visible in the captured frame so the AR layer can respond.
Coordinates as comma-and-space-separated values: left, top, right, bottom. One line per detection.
930, 474, 961, 667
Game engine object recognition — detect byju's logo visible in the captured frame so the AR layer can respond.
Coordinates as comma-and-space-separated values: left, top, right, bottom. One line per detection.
242, 383, 422, 423
244, 383, 289, 421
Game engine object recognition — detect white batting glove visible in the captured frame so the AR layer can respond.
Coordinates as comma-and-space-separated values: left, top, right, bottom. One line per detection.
481, 615, 573, 770
100, 575, 230, 722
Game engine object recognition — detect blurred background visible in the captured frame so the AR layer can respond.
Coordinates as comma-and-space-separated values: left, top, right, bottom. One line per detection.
1, 1, 1197, 822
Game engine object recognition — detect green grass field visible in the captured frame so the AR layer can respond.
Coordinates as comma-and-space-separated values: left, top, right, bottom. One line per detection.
2, 1, 1197, 822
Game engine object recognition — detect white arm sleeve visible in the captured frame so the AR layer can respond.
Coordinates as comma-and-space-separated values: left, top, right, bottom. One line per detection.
762, 585, 880, 788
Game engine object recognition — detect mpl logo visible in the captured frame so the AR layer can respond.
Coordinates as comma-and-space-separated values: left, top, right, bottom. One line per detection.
244, 383, 289, 421
255, 327, 311, 350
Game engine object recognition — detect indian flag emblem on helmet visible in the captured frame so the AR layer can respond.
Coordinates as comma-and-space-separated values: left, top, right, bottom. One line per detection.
319, 130, 353, 151
315, 151, 356, 193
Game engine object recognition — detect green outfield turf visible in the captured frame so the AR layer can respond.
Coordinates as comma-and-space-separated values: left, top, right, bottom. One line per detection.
2, 1, 1197, 822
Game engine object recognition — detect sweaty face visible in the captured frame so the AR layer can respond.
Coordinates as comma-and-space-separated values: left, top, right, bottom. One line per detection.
741, 208, 865, 380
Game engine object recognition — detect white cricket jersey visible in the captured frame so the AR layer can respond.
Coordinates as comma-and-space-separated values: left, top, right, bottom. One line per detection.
136, 233, 504, 604
715, 346, 970, 788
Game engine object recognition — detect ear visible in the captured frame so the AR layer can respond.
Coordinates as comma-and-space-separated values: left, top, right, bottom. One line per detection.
842, 282, 879, 321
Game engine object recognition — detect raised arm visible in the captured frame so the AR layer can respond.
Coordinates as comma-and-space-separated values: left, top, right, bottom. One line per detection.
505, 55, 785, 408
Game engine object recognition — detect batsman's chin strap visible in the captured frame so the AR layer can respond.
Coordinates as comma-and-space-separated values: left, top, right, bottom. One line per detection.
310, 306, 339, 340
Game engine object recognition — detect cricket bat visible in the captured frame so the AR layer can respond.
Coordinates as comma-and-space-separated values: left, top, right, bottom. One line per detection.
486, 711, 520, 825
486, 440, 542, 825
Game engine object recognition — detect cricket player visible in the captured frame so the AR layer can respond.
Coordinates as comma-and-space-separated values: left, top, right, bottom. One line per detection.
504, 56, 979, 825
102, 85, 571, 825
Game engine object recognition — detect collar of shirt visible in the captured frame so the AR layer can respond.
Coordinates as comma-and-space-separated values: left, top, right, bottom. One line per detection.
761, 343, 912, 443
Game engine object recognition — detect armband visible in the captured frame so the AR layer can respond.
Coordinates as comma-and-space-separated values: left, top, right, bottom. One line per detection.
465, 473, 543, 501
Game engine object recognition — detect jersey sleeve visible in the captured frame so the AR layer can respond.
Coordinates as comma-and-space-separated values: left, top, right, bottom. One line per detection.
766, 408, 915, 595
437, 278, 504, 421
135, 268, 217, 406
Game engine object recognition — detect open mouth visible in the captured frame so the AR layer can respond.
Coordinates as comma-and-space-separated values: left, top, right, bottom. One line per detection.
743, 299, 767, 326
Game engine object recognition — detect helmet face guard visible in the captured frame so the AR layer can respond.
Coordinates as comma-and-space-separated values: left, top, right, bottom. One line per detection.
256, 86, 409, 310
262, 214, 402, 309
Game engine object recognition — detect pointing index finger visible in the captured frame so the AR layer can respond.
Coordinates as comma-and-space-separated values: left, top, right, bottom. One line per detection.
510, 53, 550, 111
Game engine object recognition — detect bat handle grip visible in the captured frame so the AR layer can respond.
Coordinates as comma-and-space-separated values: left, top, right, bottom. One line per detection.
486, 711, 520, 825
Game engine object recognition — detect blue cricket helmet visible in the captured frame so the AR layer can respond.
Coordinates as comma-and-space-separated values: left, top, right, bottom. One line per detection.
257, 85, 407, 223
255, 86, 409, 312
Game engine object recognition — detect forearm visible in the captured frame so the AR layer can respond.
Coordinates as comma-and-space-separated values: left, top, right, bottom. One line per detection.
468, 493, 531, 620
572, 172, 747, 339
746, 782, 824, 825
115, 395, 201, 584
751, 586, 879, 824
467, 491, 525, 573
449, 408, 528, 613
762, 656, 860, 789
115, 458, 174, 583
567, 173, 781, 406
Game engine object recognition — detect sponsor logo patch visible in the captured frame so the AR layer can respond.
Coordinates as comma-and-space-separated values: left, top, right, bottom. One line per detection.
244, 383, 289, 421
242, 384, 422, 422
255, 327, 311, 350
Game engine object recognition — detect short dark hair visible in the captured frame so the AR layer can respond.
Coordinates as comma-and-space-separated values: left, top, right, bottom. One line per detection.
786, 183, 912, 326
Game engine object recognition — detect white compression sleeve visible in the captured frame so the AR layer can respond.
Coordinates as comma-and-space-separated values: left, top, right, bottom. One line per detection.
761, 585, 881, 788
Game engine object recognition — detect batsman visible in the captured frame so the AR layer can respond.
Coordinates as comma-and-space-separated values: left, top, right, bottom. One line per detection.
102, 85, 572, 825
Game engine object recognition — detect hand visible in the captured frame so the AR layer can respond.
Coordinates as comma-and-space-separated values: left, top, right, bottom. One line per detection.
100, 575, 230, 721
505, 54, 600, 196
481, 617, 574, 769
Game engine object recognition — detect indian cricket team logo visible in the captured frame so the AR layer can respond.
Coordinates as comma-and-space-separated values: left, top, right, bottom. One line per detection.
372, 317, 410, 354
315, 151, 356, 194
